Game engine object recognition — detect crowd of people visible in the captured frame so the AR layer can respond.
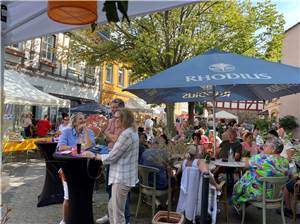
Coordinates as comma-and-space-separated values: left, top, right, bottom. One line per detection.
52, 98, 299, 224
20, 112, 52, 138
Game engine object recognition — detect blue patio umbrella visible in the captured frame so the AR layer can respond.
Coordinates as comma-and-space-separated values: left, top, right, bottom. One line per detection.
70, 103, 110, 116
125, 49, 300, 156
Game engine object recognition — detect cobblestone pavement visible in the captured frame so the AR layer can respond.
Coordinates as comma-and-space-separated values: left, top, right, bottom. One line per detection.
2, 158, 296, 224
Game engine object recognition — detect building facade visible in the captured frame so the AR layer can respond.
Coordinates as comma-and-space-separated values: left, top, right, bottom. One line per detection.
99, 62, 134, 105
265, 22, 300, 138
5, 33, 100, 106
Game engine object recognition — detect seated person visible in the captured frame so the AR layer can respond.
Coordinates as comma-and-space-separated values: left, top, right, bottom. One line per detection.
57, 112, 95, 224
241, 132, 258, 157
138, 132, 148, 164
231, 136, 289, 213
140, 138, 170, 190
281, 143, 299, 217
177, 145, 222, 224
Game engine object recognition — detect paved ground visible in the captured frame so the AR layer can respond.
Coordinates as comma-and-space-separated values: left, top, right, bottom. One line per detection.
2, 155, 297, 224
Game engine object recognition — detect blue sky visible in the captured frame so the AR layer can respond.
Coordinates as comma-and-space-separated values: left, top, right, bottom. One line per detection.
272, 0, 300, 30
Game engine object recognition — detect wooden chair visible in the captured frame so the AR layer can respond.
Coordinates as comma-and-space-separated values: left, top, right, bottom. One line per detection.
241, 176, 288, 224
292, 180, 300, 224
135, 165, 168, 218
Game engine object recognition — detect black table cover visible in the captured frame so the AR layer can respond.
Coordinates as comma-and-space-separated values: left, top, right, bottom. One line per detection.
36, 141, 64, 207
53, 153, 102, 224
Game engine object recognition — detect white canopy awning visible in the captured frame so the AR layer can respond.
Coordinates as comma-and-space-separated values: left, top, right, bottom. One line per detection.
209, 110, 238, 121
125, 97, 153, 113
4, 70, 70, 107
2, 1, 197, 45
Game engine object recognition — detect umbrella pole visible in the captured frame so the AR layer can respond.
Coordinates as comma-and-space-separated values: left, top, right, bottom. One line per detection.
212, 86, 216, 159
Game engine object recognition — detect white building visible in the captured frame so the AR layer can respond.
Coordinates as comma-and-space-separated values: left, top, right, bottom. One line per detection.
5, 33, 100, 121
265, 22, 300, 138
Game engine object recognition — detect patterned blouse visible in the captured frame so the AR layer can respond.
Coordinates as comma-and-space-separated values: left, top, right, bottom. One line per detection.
232, 153, 288, 207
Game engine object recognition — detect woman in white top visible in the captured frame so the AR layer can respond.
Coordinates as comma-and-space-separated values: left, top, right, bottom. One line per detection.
58, 114, 70, 134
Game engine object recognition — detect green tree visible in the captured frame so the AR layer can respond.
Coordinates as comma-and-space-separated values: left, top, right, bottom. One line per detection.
279, 115, 299, 133
63, 0, 284, 134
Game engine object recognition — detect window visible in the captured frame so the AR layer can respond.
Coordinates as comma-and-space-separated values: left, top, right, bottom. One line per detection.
41, 36, 55, 61
9, 42, 25, 51
106, 64, 113, 83
118, 68, 125, 87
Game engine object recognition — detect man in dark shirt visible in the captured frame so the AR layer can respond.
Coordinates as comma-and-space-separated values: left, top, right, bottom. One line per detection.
219, 128, 242, 160
140, 138, 169, 190
218, 128, 242, 194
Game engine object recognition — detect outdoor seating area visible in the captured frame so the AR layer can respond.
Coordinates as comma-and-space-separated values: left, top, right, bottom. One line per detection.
1, 1, 300, 224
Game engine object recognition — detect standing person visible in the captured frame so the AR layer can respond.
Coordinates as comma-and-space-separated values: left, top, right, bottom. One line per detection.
58, 113, 70, 135
144, 114, 154, 142
36, 115, 52, 137
96, 108, 139, 224
57, 112, 95, 224
21, 113, 33, 138
97, 98, 131, 224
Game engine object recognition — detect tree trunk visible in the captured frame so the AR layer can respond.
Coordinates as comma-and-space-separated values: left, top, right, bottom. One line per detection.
188, 102, 195, 126
166, 103, 175, 136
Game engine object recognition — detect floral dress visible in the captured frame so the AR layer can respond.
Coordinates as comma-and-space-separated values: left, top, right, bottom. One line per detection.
231, 153, 288, 207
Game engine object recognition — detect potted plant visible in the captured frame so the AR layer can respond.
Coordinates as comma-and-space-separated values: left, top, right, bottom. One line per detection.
152, 167, 184, 224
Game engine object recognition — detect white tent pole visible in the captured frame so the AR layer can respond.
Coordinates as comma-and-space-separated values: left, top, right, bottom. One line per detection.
1, 4, 7, 199
212, 85, 216, 159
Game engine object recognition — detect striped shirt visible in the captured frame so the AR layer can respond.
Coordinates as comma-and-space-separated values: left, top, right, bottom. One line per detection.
103, 127, 139, 187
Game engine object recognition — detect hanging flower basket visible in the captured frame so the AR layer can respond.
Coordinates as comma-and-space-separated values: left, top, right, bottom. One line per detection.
152, 211, 184, 224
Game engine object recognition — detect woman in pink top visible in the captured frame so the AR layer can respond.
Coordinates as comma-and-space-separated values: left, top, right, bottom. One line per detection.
241, 132, 258, 156
104, 99, 125, 149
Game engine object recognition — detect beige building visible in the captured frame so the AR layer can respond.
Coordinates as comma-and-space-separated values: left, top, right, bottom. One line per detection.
265, 22, 300, 138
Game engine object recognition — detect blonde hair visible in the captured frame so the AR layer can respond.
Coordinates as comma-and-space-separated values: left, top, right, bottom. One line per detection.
185, 145, 197, 160
116, 108, 137, 131
69, 112, 84, 128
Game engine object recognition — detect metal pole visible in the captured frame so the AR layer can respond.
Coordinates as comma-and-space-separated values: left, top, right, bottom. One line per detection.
212, 85, 216, 159
200, 172, 210, 224
1, 2, 7, 207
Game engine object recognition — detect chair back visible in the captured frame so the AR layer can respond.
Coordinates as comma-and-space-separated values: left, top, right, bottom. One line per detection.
138, 165, 160, 190
259, 176, 288, 204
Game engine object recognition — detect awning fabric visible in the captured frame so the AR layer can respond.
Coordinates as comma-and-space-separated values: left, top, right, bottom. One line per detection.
4, 70, 70, 107
125, 97, 153, 113
209, 110, 238, 120
3, 1, 197, 45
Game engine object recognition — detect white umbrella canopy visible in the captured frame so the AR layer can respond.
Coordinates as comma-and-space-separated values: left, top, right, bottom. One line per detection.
125, 97, 153, 113
2, 0, 198, 45
4, 70, 70, 107
209, 110, 238, 121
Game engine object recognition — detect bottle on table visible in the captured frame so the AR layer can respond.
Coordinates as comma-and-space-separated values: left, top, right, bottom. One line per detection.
77, 137, 82, 154
228, 147, 234, 162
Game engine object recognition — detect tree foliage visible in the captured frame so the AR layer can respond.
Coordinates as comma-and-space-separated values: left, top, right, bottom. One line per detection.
279, 115, 299, 132
62, 0, 285, 131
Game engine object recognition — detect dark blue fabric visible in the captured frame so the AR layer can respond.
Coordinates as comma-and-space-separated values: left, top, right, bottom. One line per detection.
70, 103, 110, 115
140, 149, 168, 190
89, 145, 109, 154
125, 49, 300, 103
